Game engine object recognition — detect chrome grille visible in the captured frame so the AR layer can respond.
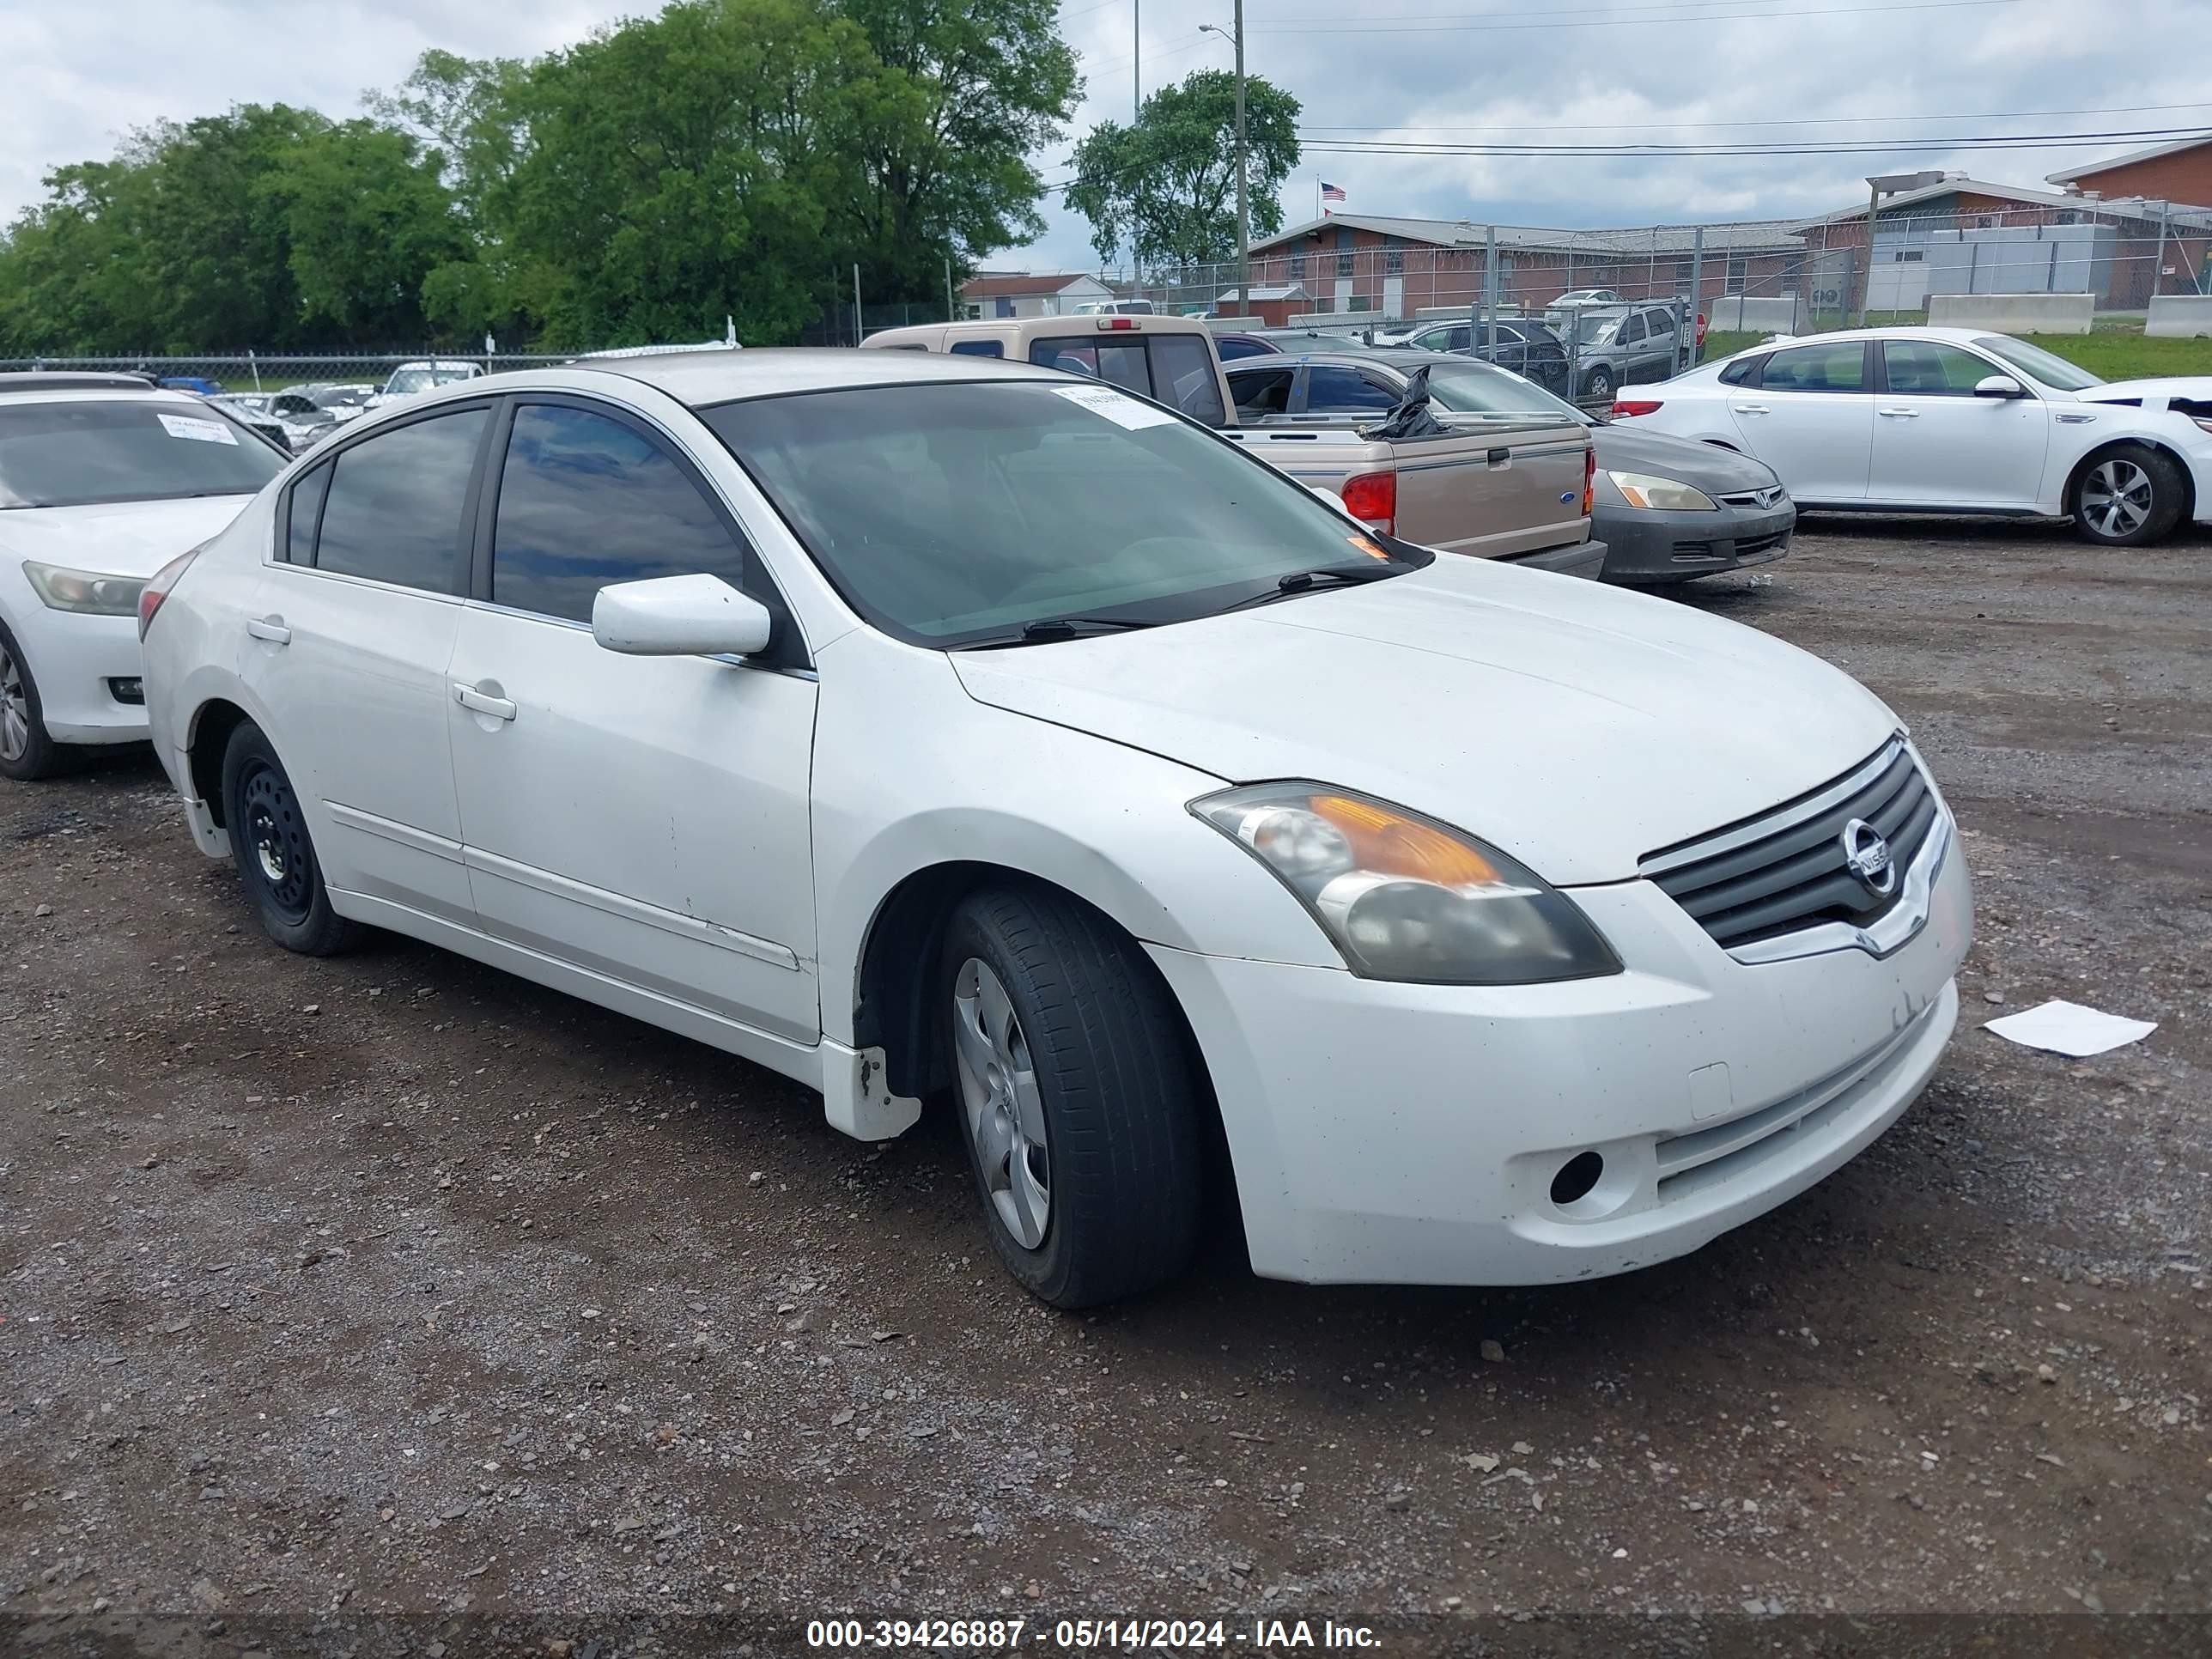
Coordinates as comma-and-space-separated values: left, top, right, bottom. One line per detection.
1639, 740, 1938, 951
1717, 485, 1786, 510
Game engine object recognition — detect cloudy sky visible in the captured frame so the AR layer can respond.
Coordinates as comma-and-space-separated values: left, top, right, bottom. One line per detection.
5, 0, 2209, 273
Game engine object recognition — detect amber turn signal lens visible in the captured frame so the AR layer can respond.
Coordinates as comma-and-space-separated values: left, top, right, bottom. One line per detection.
1310, 793, 1502, 887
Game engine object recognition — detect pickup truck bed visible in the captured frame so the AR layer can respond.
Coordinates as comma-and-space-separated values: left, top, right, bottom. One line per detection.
1223, 412, 1603, 575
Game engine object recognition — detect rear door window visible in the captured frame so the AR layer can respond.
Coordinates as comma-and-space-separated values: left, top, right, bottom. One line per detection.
949, 339, 1005, 358
1757, 342, 1869, 393
1302, 366, 1400, 414
312, 407, 486, 591
1231, 368, 1296, 417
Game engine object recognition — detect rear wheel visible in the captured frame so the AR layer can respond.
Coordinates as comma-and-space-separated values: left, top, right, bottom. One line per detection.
2072, 444, 2185, 546
221, 721, 362, 956
0, 620, 65, 782
943, 884, 1203, 1309
1583, 364, 1615, 404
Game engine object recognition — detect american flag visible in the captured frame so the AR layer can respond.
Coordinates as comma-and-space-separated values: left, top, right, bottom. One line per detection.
1320, 181, 1346, 203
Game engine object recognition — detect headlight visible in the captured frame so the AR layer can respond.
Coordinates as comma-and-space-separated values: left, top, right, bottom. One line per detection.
22, 560, 147, 617
1191, 783, 1621, 985
1607, 471, 1717, 512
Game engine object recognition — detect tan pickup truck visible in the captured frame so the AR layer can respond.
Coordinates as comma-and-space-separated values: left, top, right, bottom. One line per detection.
861, 318, 1604, 577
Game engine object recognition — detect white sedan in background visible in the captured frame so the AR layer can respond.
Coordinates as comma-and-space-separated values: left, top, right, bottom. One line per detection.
140, 349, 1971, 1307
1613, 326, 2212, 545
0, 373, 285, 779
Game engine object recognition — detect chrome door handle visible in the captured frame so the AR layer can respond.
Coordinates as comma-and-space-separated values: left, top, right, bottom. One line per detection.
453, 684, 517, 721
1877, 407, 1920, 418
246, 617, 290, 645
1730, 403, 1770, 415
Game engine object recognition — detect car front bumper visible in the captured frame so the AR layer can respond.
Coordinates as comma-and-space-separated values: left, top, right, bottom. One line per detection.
1507, 538, 1609, 580
1598, 500, 1796, 583
3, 605, 150, 745
1146, 809, 1972, 1286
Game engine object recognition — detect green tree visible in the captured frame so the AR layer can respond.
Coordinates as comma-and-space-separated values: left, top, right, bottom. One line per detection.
258, 121, 472, 343
833, 0, 1079, 302
1065, 70, 1300, 271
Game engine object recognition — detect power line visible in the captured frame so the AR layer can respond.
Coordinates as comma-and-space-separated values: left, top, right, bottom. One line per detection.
1297, 102, 2212, 136
1301, 126, 2212, 158
1251, 0, 2027, 33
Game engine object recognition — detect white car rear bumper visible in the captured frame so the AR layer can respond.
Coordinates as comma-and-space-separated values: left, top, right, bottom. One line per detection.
1147, 817, 1972, 1286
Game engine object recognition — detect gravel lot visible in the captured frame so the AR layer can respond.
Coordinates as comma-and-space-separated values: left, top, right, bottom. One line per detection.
3, 520, 2208, 1655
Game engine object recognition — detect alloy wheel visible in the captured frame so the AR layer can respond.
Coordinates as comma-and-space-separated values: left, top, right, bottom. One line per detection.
240, 763, 313, 923
0, 645, 27, 763
2081, 458, 2153, 538
951, 957, 1052, 1251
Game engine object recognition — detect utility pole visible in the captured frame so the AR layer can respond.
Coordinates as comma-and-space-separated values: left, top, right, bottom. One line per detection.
1233, 0, 1249, 314
1132, 0, 1140, 299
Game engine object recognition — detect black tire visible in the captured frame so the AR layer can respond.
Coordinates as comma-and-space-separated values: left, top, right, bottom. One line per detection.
2071, 443, 2186, 546
942, 884, 1203, 1309
220, 720, 362, 956
0, 617, 66, 782
1583, 365, 1615, 404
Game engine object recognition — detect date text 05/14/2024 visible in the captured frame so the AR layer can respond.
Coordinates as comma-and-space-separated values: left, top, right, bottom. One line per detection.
804, 1618, 1383, 1650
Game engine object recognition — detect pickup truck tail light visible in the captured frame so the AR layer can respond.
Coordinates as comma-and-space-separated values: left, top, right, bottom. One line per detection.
1695, 313, 1708, 347
1338, 471, 1396, 535
138, 546, 203, 641
1610, 399, 1663, 417
1583, 445, 1595, 517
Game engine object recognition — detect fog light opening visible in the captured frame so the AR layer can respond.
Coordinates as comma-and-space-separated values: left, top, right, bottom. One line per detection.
1550, 1150, 1605, 1207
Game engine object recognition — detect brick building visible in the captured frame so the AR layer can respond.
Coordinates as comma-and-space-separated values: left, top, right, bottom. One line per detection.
2048, 137, 2212, 214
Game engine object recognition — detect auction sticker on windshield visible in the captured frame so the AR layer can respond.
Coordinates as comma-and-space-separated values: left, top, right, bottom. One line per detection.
157, 413, 239, 445
1052, 384, 1179, 431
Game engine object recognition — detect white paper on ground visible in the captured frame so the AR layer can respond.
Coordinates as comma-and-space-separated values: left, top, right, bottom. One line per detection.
1982, 999, 2157, 1058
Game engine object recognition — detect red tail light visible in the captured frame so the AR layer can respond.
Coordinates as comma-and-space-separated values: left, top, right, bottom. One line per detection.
1582, 444, 1595, 516
1338, 471, 1396, 535
1097, 316, 1139, 330
138, 546, 202, 641
1694, 312, 1708, 346
1610, 399, 1663, 417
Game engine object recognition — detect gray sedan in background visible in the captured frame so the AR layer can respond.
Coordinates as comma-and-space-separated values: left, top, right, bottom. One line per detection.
1226, 350, 1793, 585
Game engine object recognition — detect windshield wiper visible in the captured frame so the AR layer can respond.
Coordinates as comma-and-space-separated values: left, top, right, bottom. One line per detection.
957, 615, 1166, 650
1221, 559, 1409, 612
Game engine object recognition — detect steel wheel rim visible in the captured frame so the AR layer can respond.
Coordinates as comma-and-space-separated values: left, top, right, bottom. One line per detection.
2082, 459, 2152, 538
240, 763, 313, 922
0, 646, 27, 763
951, 957, 1051, 1251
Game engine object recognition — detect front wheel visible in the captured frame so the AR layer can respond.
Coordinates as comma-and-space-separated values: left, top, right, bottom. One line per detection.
2072, 445, 2185, 546
221, 721, 362, 956
0, 620, 65, 782
1583, 365, 1615, 404
943, 884, 1203, 1309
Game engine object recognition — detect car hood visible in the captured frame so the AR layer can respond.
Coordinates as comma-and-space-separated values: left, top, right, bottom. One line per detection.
1593, 423, 1783, 491
951, 556, 1896, 884
0, 494, 258, 578
2078, 377, 2212, 408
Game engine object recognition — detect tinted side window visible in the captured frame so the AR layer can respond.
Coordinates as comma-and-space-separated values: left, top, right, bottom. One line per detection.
1718, 356, 1760, 386
1619, 314, 1646, 343
948, 339, 1005, 358
1150, 333, 1226, 425
491, 404, 751, 627
1759, 342, 1867, 393
1645, 309, 1675, 337
1881, 340, 2000, 396
1231, 368, 1296, 416
314, 407, 485, 590
285, 462, 331, 565
1216, 337, 1273, 361
1304, 366, 1398, 413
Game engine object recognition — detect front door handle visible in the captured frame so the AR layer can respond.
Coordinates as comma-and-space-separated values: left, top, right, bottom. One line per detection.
1877, 407, 1921, 418
1730, 403, 1770, 415
453, 683, 517, 721
246, 616, 290, 645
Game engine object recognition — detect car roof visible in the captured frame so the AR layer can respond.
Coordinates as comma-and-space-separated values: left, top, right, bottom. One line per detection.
591, 346, 1078, 404
1714, 324, 2024, 359
0, 371, 167, 398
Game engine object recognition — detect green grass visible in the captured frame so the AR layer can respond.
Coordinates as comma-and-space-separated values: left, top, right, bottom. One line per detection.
1694, 326, 2212, 382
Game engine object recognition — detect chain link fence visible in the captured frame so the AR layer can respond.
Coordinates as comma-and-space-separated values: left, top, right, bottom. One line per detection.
0, 352, 586, 391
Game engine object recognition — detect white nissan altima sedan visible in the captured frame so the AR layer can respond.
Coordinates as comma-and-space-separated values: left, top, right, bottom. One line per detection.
140, 349, 1972, 1307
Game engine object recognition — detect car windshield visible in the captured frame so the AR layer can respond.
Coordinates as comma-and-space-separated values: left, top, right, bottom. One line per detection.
385, 366, 475, 394
702, 380, 1425, 647
1972, 335, 2103, 392
1576, 314, 1623, 344
0, 399, 286, 508
1418, 361, 1593, 425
